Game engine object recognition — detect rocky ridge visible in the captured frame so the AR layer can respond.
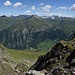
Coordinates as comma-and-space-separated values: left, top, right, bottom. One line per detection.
28, 35, 75, 75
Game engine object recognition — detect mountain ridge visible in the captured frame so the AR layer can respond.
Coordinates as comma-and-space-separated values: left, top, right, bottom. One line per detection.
0, 15, 75, 50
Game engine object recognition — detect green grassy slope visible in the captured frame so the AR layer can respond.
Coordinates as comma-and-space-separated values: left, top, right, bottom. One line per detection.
0, 44, 47, 75
7, 49, 46, 60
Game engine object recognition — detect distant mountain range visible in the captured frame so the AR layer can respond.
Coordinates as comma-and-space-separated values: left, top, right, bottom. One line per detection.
0, 15, 75, 50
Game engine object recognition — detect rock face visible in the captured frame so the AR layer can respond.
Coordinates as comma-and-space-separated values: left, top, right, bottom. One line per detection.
30, 37, 75, 75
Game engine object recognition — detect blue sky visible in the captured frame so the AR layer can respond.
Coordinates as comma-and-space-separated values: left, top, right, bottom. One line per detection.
0, 0, 75, 17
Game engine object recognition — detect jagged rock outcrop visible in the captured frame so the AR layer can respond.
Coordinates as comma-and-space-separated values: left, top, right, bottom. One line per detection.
29, 37, 75, 75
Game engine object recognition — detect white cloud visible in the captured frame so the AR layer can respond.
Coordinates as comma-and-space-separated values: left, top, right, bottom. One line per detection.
4, 1, 12, 6
13, 2, 22, 8
41, 5, 52, 12
57, 7, 68, 10
24, 10, 32, 15
39, 3, 44, 6
31, 6, 36, 10
36, 12, 41, 15
70, 4, 75, 11
26, 10, 31, 13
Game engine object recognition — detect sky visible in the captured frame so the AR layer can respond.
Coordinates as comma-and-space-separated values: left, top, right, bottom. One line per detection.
0, 0, 75, 17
